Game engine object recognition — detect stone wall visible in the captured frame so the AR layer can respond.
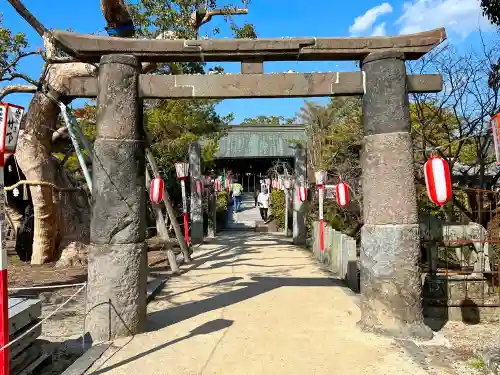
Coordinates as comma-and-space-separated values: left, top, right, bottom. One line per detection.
423, 274, 500, 324
311, 221, 359, 291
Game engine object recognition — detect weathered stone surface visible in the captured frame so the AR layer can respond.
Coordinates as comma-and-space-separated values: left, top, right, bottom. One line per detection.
241, 61, 263, 74
189, 142, 203, 244
90, 139, 146, 244
207, 190, 216, 238
51, 28, 446, 63
86, 243, 147, 341
360, 51, 429, 339
88, 54, 146, 342
361, 132, 418, 225
293, 145, 307, 245
359, 224, 432, 339
96, 55, 141, 139
66, 73, 443, 99
362, 52, 411, 135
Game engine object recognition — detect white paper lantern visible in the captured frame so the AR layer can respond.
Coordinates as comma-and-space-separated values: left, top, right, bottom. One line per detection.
315, 171, 327, 185
174, 162, 189, 179
335, 181, 349, 208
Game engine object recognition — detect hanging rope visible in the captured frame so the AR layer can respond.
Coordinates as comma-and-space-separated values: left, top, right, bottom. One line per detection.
5, 180, 82, 192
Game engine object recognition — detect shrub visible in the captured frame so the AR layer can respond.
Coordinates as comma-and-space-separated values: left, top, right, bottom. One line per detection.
215, 191, 229, 217
270, 189, 285, 229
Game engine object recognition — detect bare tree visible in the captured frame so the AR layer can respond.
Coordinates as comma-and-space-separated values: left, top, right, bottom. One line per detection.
408, 39, 500, 226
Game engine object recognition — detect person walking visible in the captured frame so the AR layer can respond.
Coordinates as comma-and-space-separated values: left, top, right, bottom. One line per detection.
253, 189, 259, 207
232, 180, 243, 213
257, 188, 270, 222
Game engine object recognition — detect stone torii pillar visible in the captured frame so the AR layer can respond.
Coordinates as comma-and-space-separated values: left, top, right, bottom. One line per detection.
359, 51, 432, 339
87, 55, 147, 341
189, 142, 203, 244
293, 145, 307, 245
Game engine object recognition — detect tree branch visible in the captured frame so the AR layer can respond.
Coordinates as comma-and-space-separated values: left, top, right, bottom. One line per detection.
0, 51, 40, 80
100, 0, 134, 29
0, 72, 39, 86
0, 84, 37, 100
6, 0, 48, 37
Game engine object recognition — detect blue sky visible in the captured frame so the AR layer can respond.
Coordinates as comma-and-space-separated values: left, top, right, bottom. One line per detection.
1, 0, 497, 123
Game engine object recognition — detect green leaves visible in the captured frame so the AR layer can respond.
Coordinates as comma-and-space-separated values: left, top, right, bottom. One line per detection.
231, 23, 256, 38
480, 0, 500, 26
0, 13, 32, 83
240, 115, 296, 126
270, 189, 285, 229
145, 99, 230, 177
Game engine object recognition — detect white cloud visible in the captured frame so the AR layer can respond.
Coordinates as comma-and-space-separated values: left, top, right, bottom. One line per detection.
396, 0, 495, 38
349, 3, 393, 35
371, 23, 387, 36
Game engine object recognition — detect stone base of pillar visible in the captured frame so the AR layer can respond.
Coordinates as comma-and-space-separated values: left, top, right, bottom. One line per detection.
191, 223, 204, 245
87, 243, 147, 341
359, 224, 433, 339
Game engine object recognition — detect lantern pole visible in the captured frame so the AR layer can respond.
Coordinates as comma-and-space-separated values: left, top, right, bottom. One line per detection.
284, 175, 292, 237
175, 162, 191, 247
180, 177, 190, 245
318, 185, 324, 252
315, 171, 326, 255
0, 151, 8, 375
285, 187, 289, 236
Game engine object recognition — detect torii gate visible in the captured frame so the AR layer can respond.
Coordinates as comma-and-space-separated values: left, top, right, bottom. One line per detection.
49, 28, 446, 341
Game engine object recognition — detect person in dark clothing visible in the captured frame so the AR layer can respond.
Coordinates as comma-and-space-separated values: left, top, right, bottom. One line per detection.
253, 189, 259, 207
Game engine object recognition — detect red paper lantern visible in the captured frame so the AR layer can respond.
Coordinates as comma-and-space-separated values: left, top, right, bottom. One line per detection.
336, 181, 349, 208
298, 186, 307, 202
424, 155, 452, 206
195, 179, 204, 193
149, 176, 164, 204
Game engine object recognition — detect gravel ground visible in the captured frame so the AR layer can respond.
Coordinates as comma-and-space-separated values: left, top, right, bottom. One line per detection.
402, 321, 500, 374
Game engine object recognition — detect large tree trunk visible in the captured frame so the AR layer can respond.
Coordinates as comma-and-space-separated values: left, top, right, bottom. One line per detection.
12, 62, 95, 265
15, 93, 60, 264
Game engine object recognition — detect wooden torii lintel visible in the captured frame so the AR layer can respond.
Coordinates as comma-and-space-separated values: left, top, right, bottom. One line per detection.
49, 28, 447, 63
63, 72, 443, 99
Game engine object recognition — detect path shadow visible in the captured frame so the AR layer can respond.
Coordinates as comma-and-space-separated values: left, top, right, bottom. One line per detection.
147, 276, 344, 331
165, 233, 296, 275
233, 206, 257, 213
91, 319, 234, 375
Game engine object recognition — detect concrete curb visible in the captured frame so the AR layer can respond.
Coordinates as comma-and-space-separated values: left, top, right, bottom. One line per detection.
60, 343, 112, 375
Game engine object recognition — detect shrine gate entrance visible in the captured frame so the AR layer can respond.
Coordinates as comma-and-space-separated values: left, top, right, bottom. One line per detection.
52, 27, 446, 342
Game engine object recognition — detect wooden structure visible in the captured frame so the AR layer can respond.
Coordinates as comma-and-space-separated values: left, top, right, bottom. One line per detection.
46, 27, 447, 341
8, 297, 48, 375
